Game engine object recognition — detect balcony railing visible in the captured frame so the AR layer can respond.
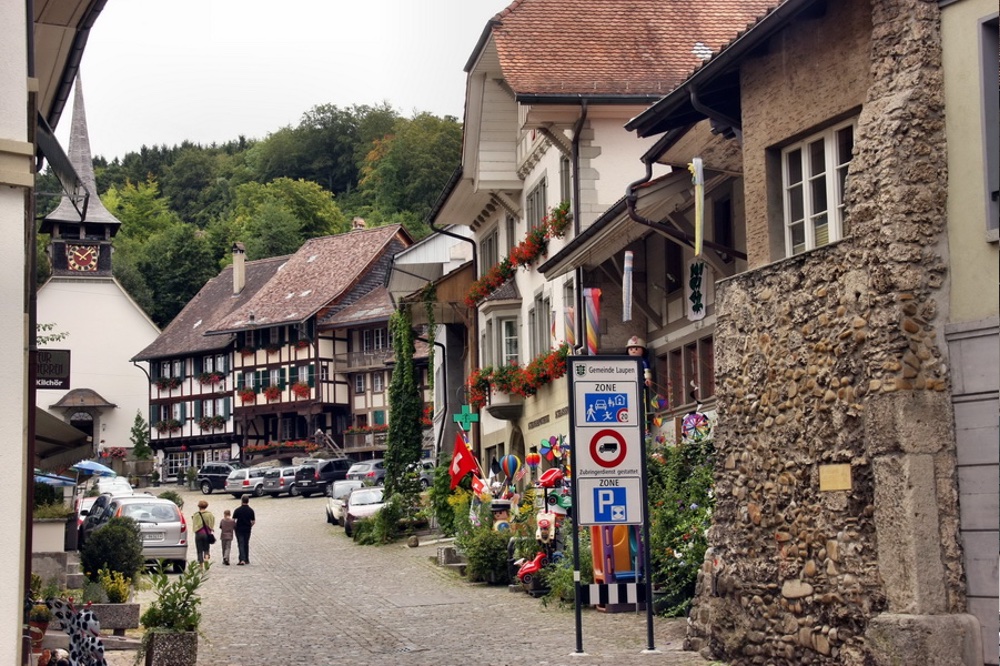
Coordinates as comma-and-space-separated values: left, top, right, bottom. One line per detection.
343, 431, 388, 452
336, 349, 394, 370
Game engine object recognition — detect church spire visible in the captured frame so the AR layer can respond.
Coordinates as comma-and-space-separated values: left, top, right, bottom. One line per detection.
41, 74, 121, 277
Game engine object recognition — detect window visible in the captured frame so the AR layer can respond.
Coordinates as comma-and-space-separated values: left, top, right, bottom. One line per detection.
526, 178, 547, 231
505, 215, 517, 255
532, 293, 551, 357
280, 416, 295, 441
320, 364, 329, 382
664, 241, 683, 294
782, 120, 855, 255
355, 374, 365, 394
560, 156, 571, 203
500, 317, 519, 365
373, 327, 387, 350
713, 196, 734, 262
480, 226, 499, 277
983, 17, 999, 236
296, 365, 310, 384
372, 372, 384, 393
268, 368, 282, 387
663, 335, 715, 408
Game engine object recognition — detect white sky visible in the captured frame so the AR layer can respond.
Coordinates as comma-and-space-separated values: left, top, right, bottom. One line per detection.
59, 0, 502, 161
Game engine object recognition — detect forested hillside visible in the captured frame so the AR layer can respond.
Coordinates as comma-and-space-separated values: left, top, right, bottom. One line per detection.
36, 103, 462, 328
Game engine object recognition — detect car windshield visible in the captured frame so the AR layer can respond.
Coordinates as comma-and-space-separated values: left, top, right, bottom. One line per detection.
265, 470, 280, 478
352, 489, 383, 505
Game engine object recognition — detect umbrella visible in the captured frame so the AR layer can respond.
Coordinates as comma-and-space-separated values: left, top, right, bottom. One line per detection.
71, 459, 117, 477
34, 471, 76, 487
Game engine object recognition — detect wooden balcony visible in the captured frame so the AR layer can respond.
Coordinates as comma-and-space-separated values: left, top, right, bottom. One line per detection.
336, 349, 394, 370
343, 431, 388, 453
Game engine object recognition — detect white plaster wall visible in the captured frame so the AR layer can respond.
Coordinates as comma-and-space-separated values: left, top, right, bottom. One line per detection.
1, 1, 29, 661
36, 277, 160, 451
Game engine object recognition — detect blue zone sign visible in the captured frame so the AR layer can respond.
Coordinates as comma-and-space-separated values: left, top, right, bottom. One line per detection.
583, 392, 630, 424
594, 486, 628, 522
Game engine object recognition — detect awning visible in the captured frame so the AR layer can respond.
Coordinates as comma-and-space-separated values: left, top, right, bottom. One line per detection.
35, 408, 92, 473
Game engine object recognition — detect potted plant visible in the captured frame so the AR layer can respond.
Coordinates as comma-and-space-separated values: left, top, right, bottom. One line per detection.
87, 567, 140, 637
138, 563, 205, 666
291, 382, 310, 399
150, 470, 161, 487
27, 602, 52, 654
185, 467, 198, 491
263, 385, 282, 401
238, 388, 256, 404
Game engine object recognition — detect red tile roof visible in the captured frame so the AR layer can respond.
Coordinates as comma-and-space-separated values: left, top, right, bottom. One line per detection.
132, 255, 287, 361
488, 0, 776, 96
208, 225, 409, 334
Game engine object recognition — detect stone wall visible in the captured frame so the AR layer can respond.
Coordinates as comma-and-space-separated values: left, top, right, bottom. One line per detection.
685, 0, 979, 664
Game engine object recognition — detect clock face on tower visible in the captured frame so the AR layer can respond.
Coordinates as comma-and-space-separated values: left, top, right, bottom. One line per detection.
66, 244, 99, 272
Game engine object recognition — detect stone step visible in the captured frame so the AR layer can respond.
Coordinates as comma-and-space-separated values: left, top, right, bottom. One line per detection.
65, 572, 86, 589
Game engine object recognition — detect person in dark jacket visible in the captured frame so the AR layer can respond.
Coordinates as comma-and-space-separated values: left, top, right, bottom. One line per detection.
232, 495, 256, 565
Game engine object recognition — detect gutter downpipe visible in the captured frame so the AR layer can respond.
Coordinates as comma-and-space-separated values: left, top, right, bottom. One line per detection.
24, 3, 37, 662
571, 101, 588, 358
689, 86, 743, 144
416, 337, 448, 462
569, 99, 588, 658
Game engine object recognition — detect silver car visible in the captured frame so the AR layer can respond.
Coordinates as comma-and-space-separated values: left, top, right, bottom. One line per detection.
102, 495, 188, 572
224, 467, 268, 497
325, 480, 364, 525
262, 466, 300, 497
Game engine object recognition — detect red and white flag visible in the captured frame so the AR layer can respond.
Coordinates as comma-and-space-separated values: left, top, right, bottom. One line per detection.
471, 475, 488, 497
449, 432, 478, 489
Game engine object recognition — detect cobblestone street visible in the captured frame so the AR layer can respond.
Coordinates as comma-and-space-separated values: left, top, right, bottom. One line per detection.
115, 486, 716, 666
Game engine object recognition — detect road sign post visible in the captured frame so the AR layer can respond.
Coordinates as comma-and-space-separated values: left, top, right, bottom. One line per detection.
566, 355, 655, 654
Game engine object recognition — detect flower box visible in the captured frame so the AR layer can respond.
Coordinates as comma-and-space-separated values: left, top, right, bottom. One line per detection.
88, 603, 140, 635
154, 377, 181, 391
291, 382, 310, 399
263, 385, 282, 401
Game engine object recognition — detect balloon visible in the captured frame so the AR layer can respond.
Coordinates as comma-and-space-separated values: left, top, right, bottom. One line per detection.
500, 454, 521, 480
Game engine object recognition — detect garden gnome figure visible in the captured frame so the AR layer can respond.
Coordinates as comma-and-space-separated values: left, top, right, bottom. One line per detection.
627, 335, 652, 387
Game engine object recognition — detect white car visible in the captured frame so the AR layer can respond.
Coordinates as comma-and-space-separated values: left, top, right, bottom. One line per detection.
325, 480, 364, 525
343, 487, 385, 537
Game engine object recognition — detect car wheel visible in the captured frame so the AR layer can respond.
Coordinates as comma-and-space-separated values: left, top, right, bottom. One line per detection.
521, 572, 533, 585
172, 560, 186, 574
420, 479, 430, 489
325, 510, 333, 524
252, 485, 264, 498
301, 492, 312, 498
200, 481, 213, 495
376, 479, 384, 486
344, 520, 353, 537
289, 485, 299, 497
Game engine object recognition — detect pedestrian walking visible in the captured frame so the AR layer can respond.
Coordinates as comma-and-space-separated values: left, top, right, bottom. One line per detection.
232, 494, 256, 565
191, 500, 216, 566
218, 509, 236, 565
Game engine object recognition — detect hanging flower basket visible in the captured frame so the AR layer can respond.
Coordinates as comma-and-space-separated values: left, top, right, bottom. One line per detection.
239, 346, 256, 357
291, 382, 310, 399
295, 338, 311, 349
265, 344, 281, 356
154, 419, 182, 434
197, 415, 226, 431
263, 385, 282, 401
238, 388, 257, 405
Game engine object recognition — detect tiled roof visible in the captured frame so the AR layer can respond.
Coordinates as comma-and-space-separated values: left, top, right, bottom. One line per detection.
489, 0, 777, 96
132, 256, 287, 361
208, 225, 408, 334
326, 286, 395, 328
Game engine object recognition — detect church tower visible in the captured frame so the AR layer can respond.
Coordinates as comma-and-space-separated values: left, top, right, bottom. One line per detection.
39, 75, 121, 277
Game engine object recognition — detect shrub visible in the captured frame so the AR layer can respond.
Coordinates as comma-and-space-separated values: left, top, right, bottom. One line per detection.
354, 494, 403, 545
98, 567, 132, 603
33, 482, 61, 509
542, 526, 593, 607
157, 489, 184, 509
459, 527, 510, 585
140, 563, 204, 633
80, 516, 143, 583
82, 580, 108, 604
647, 438, 715, 616
430, 464, 459, 536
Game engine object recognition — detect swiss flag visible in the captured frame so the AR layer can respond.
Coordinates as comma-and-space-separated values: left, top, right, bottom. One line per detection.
449, 432, 478, 489
470, 475, 487, 497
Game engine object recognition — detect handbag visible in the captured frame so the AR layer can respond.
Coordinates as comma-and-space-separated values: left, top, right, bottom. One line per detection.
198, 512, 217, 544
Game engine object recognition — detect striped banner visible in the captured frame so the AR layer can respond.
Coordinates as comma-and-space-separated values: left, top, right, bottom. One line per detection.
578, 583, 647, 606
564, 307, 576, 346
584, 288, 601, 355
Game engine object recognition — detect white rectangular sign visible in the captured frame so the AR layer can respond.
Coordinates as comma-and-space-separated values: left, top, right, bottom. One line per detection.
576, 476, 644, 526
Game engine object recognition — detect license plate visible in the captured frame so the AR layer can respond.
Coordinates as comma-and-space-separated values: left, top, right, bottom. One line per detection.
143, 532, 164, 542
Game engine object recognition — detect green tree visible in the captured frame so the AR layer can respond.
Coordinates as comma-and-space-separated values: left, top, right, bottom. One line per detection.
242, 201, 302, 260
137, 223, 216, 327
36, 323, 68, 346
130, 410, 153, 460
384, 309, 423, 501
161, 148, 217, 225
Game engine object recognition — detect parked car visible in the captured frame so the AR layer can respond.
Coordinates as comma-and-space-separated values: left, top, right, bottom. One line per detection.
74, 496, 98, 532
94, 476, 133, 495
78, 490, 143, 548
414, 460, 435, 489
89, 495, 189, 573
325, 480, 365, 525
262, 466, 300, 497
224, 467, 268, 497
346, 459, 386, 486
343, 486, 385, 537
294, 458, 352, 497
197, 461, 243, 495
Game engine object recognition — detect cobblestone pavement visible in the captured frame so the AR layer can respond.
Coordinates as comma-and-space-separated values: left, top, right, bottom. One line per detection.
110, 486, 718, 666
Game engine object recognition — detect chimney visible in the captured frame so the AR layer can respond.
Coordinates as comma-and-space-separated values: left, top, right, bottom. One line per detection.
352, 217, 366, 230
232, 242, 246, 294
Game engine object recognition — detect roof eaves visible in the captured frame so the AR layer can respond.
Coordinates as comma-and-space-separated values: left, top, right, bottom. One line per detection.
625, 0, 814, 138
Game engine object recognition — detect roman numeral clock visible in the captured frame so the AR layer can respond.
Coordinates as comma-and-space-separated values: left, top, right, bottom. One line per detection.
66, 244, 99, 272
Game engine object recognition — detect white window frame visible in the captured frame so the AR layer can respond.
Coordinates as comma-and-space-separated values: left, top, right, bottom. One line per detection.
373, 371, 384, 393
355, 374, 365, 394
526, 178, 547, 231
480, 226, 499, 277
374, 327, 387, 350
499, 317, 519, 366
268, 368, 281, 387
781, 119, 855, 256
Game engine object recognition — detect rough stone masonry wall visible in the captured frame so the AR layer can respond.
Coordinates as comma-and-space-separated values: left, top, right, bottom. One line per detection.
685, 1, 969, 664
